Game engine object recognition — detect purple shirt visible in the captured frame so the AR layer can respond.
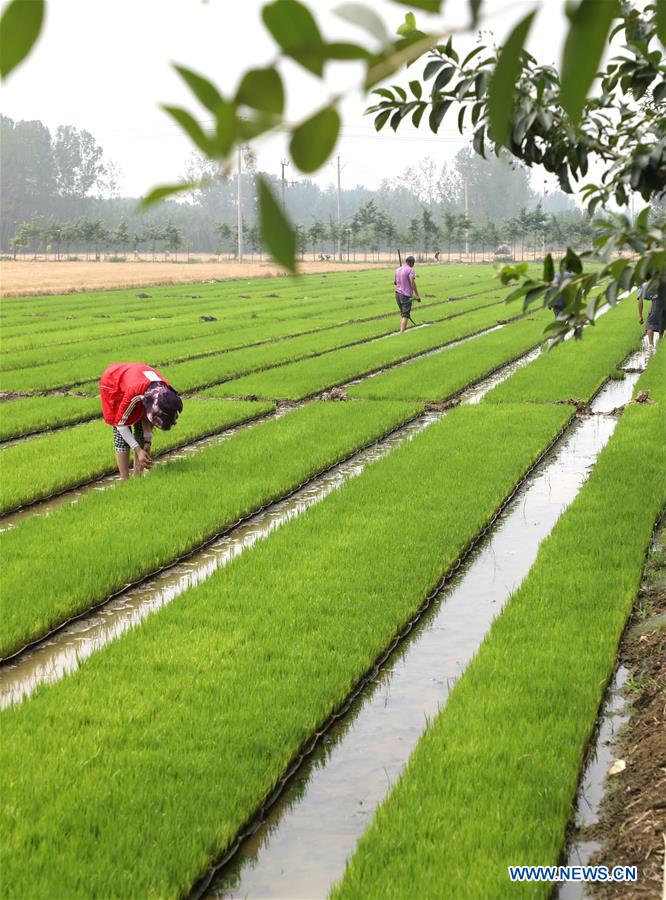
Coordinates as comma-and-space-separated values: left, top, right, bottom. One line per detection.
394, 264, 414, 298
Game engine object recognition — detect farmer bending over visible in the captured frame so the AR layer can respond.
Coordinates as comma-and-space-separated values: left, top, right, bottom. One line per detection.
99, 362, 183, 479
394, 255, 420, 333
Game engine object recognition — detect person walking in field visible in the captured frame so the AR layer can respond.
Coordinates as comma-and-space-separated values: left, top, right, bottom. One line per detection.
552, 268, 574, 317
394, 255, 421, 333
638, 278, 665, 349
99, 363, 183, 479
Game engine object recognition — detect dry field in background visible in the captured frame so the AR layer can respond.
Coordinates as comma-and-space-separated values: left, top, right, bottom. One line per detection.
0, 259, 391, 297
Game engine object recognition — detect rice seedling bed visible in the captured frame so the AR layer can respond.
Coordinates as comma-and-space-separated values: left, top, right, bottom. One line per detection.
0, 400, 422, 659
633, 341, 664, 402
0, 403, 571, 899
205, 302, 522, 401
348, 312, 548, 401
332, 392, 665, 900
484, 298, 644, 404
0, 395, 101, 442
1, 288, 502, 375
0, 400, 274, 515
0, 292, 505, 394
0, 267, 501, 350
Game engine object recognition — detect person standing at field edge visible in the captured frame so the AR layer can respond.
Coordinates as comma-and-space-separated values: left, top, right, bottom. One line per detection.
99, 363, 183, 479
637, 277, 665, 349
394, 255, 421, 333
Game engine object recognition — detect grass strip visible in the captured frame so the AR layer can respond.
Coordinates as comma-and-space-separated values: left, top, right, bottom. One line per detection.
348, 313, 547, 401
634, 341, 665, 402
0, 400, 422, 658
333, 401, 665, 900
484, 298, 643, 404
0, 400, 273, 515
0, 403, 571, 899
204, 302, 520, 401
0, 395, 100, 441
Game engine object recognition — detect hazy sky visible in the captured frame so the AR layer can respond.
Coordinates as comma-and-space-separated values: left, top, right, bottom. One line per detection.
1, 0, 576, 198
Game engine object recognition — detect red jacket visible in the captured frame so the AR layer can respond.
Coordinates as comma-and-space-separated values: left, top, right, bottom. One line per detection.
99, 363, 173, 427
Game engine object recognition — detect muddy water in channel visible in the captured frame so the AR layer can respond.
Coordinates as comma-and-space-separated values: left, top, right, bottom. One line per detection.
203, 362, 646, 900
558, 667, 631, 900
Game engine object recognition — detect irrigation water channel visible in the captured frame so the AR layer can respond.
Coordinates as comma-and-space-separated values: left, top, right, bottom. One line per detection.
193, 350, 649, 900
558, 666, 631, 900
0, 345, 538, 703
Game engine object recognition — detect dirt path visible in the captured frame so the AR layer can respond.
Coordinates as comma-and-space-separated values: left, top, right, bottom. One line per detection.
589, 521, 666, 899
0, 259, 390, 297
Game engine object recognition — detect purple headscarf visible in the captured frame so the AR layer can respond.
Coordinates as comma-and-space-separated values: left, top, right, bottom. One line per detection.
144, 382, 183, 430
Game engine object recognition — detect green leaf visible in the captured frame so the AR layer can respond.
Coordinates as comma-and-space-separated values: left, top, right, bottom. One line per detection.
487, 10, 536, 145
215, 100, 238, 156
423, 58, 445, 80
290, 107, 341, 172
173, 65, 224, 112
374, 109, 392, 130
462, 45, 485, 67
432, 65, 455, 93
397, 12, 417, 37
409, 79, 423, 99
390, 0, 442, 10
238, 114, 279, 140
139, 182, 200, 208
468, 0, 483, 27
412, 103, 427, 127
543, 252, 554, 282
334, 3, 389, 43
236, 67, 284, 114
657, 0, 666, 47
429, 99, 451, 132
472, 125, 486, 157
0, 0, 44, 79
560, 0, 620, 125
563, 247, 583, 275
262, 0, 326, 76
325, 41, 371, 60
258, 175, 297, 272
161, 106, 215, 156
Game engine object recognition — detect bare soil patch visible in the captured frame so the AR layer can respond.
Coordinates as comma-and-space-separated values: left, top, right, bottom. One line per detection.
588, 522, 666, 899
0, 259, 389, 298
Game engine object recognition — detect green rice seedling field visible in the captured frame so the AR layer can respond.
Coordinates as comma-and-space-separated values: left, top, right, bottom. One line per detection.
484, 296, 643, 404
0, 266, 662, 899
0, 394, 101, 441
0, 399, 274, 514
1, 399, 422, 657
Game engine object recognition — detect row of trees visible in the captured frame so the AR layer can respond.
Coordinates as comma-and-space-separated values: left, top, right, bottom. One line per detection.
2, 114, 581, 256
9, 202, 596, 263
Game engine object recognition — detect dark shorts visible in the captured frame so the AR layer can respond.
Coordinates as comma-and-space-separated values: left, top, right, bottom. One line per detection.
646, 296, 664, 333
113, 422, 144, 452
395, 291, 412, 318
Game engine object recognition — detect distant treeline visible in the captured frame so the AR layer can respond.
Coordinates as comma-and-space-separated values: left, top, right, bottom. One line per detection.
7, 203, 597, 263
3, 113, 587, 256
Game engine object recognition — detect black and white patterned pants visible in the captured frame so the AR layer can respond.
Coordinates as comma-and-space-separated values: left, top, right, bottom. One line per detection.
113, 422, 145, 453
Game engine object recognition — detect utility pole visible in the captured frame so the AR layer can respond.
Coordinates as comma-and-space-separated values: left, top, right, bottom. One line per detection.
237, 144, 243, 264
280, 158, 290, 214
464, 177, 469, 257
337, 154, 343, 262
